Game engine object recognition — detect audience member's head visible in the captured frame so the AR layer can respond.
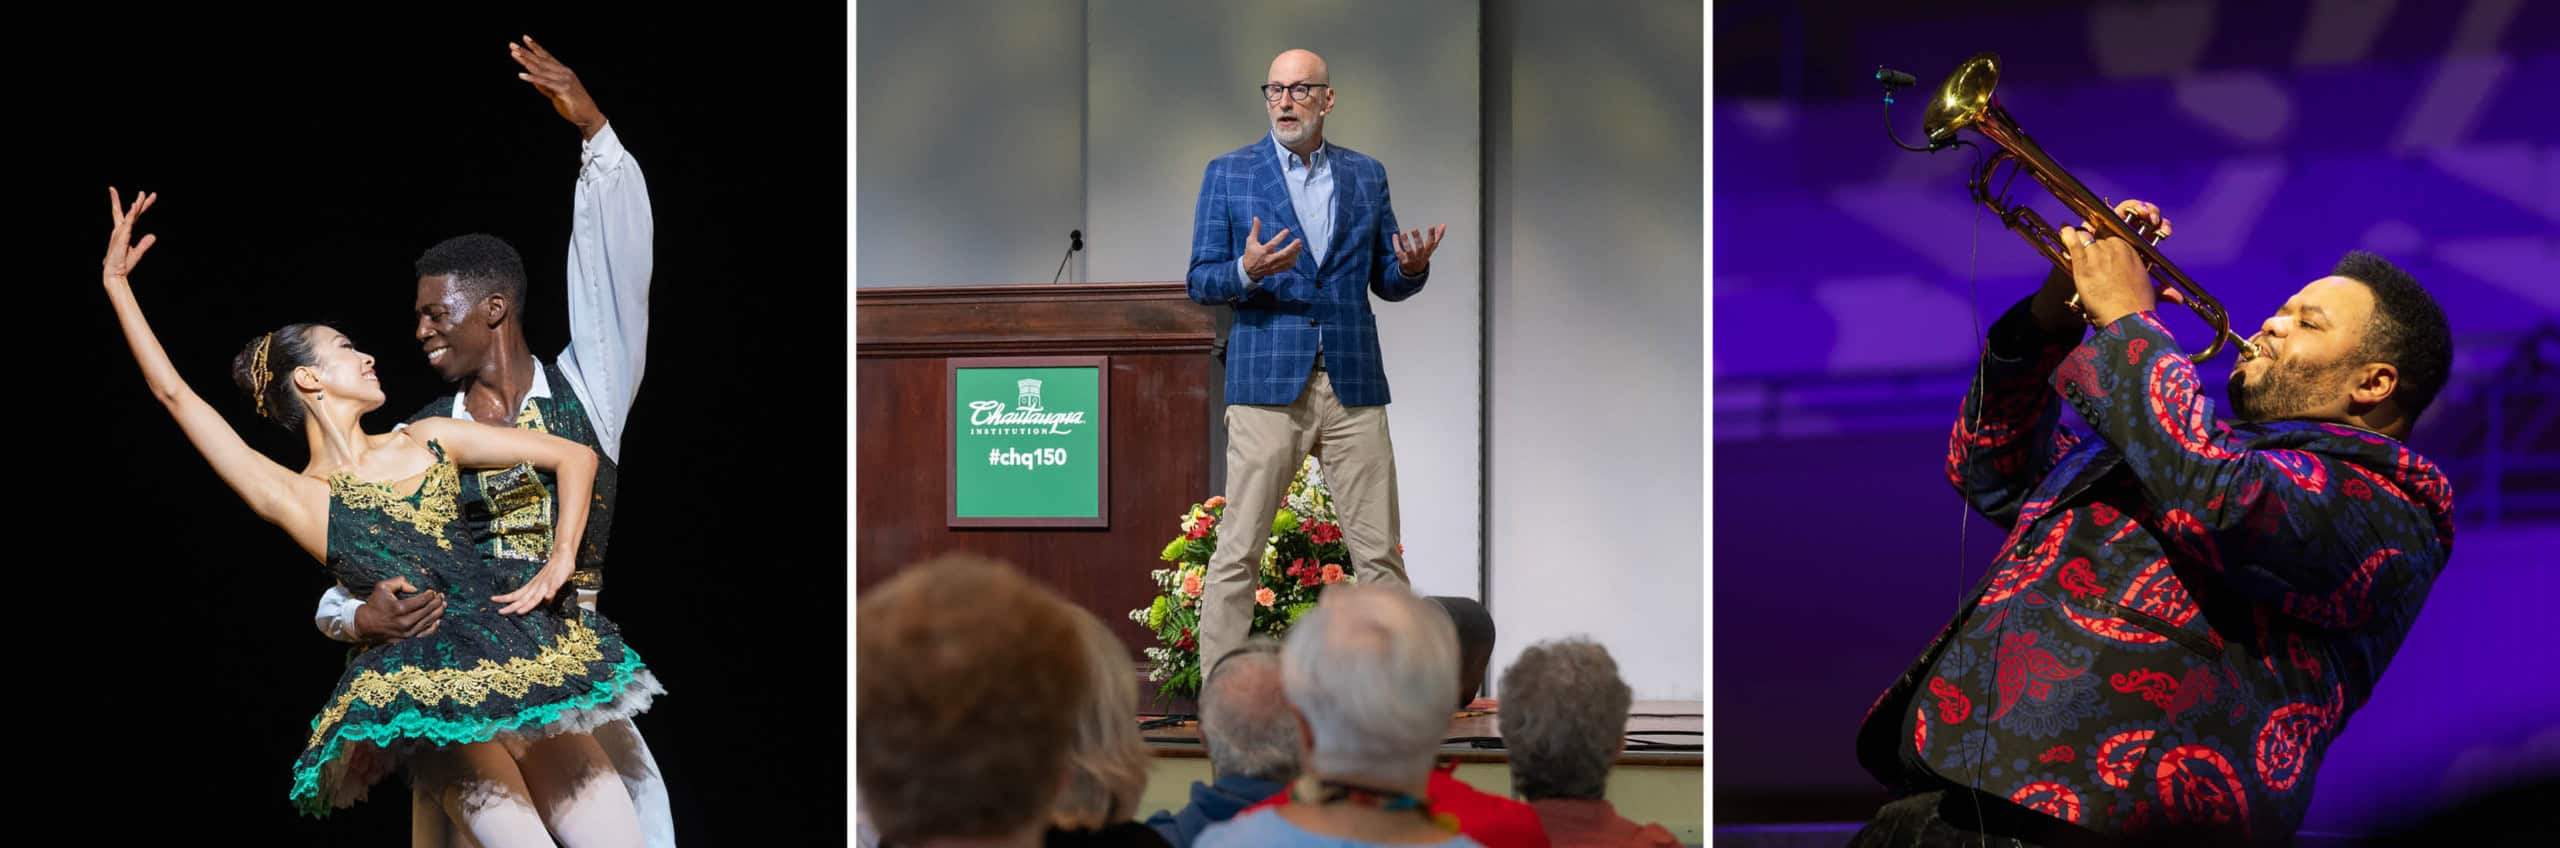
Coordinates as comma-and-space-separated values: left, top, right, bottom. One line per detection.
1200, 637, 1300, 785
1430, 596, 1498, 711
1498, 637, 1634, 801
1283, 584, 1460, 792
857, 554, 1091, 846
1051, 608, 1155, 831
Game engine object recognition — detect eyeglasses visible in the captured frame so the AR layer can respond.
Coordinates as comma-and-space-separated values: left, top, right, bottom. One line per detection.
1260, 83, 1331, 103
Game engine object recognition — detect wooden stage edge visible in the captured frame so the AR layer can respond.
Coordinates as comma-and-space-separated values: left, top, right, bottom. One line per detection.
1139, 698, 1703, 767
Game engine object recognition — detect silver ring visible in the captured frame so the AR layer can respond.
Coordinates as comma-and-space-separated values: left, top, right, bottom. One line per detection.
2081, 234, 2097, 247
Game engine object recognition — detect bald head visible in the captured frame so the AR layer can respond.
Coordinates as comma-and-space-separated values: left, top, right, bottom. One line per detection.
1263, 48, 1336, 155
1268, 49, 1329, 83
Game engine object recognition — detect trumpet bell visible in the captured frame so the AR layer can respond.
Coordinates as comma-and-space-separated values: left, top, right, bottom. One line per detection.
1924, 52, 2000, 144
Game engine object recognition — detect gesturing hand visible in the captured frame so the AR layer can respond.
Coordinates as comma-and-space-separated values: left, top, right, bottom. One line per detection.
103, 188, 160, 280
1241, 216, 1305, 280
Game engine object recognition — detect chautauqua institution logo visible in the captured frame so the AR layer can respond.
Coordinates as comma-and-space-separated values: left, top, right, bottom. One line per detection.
969, 378, 1087, 435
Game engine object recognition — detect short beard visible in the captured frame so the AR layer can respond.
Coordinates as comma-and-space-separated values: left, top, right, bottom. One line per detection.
2228, 356, 2349, 422
1273, 113, 1320, 147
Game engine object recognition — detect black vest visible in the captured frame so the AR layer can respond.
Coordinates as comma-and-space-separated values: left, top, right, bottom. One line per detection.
406, 361, 619, 592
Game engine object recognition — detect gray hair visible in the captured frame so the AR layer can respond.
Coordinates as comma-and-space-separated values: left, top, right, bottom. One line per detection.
1497, 637, 1633, 800
1282, 585, 1459, 789
1051, 610, 1153, 830
1200, 637, 1299, 783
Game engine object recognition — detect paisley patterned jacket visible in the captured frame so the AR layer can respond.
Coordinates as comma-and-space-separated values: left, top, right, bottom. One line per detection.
1855, 298, 2456, 841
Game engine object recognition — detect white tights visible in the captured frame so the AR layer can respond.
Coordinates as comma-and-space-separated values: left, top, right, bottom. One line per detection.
411, 734, 643, 848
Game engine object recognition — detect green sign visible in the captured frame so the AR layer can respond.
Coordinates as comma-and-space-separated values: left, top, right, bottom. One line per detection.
948, 357, 1109, 526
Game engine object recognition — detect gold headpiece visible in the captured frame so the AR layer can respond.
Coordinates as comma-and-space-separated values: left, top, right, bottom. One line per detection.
251, 333, 275, 415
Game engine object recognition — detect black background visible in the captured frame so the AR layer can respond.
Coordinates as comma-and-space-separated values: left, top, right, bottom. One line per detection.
56, 10, 848, 843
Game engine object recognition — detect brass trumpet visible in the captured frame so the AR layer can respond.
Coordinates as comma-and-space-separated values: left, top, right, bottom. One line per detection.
1922, 52, 2258, 362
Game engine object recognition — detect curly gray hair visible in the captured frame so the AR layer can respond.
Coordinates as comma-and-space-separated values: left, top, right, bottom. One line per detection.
1497, 637, 1632, 800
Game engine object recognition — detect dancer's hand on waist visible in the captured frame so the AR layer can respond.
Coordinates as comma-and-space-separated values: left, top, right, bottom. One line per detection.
355, 577, 445, 643
495, 557, 575, 616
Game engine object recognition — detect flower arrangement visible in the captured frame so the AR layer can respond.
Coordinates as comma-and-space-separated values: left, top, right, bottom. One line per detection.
1129, 455, 1357, 698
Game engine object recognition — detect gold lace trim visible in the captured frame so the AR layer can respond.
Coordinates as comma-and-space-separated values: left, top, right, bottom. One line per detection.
332, 460, 460, 551
306, 620, 608, 747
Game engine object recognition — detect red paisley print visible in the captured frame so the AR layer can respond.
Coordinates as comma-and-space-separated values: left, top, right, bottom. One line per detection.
2126, 337, 2150, 364
2165, 667, 2219, 718
2341, 463, 2402, 503
2156, 745, 2251, 832
1981, 512, 2074, 605
2040, 745, 2078, 764
2056, 345, 2108, 399
2110, 669, 2181, 707
2394, 444, 2454, 511
1929, 677, 1973, 724
2011, 781, 2085, 823
2090, 502, 2120, 526
2260, 449, 2329, 495
2254, 702, 2336, 792
2145, 354, 2240, 461
1994, 631, 2089, 721
2158, 509, 2225, 573
2281, 547, 2396, 628
2241, 481, 2291, 537
2097, 730, 2155, 790
2058, 558, 2104, 599
2287, 633, 2324, 680
2125, 559, 2200, 625
1914, 705, 1930, 757
2062, 601, 2168, 645
2049, 428, 2083, 464
2111, 667, 2222, 719
2062, 559, 2196, 645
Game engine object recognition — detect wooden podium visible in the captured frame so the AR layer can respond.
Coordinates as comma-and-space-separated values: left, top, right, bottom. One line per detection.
855, 282, 1219, 651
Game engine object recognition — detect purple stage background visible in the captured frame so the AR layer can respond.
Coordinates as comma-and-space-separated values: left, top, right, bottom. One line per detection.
1711, 0, 2556, 832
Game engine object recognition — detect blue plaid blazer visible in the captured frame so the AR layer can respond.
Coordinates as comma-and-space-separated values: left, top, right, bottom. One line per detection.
1185, 136, 1427, 407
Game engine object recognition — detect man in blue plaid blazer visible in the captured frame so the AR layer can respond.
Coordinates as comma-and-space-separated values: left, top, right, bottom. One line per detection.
1185, 48, 1448, 673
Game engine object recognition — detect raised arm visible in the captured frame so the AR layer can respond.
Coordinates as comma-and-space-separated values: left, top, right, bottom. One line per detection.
403, 416, 599, 614
1947, 275, 2087, 529
513, 35, 653, 462
100, 189, 325, 558
1949, 200, 2170, 528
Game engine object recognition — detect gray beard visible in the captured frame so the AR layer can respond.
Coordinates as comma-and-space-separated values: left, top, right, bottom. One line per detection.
1273, 117, 1318, 147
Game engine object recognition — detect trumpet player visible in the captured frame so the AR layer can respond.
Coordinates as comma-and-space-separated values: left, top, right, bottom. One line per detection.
1849, 199, 2458, 846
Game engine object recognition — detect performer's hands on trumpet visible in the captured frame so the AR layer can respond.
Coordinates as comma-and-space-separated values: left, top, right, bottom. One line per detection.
2030, 199, 2168, 334
2056, 199, 2178, 330
2045, 199, 2259, 360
